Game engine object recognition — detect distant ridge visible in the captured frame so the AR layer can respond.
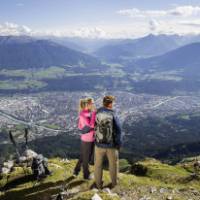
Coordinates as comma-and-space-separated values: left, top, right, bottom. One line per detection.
135, 42, 200, 71
0, 36, 100, 69
94, 34, 181, 62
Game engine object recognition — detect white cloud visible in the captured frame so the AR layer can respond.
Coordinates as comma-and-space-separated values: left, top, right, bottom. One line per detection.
149, 19, 160, 32
16, 3, 24, 7
117, 8, 165, 18
179, 20, 200, 27
0, 22, 109, 38
117, 5, 200, 18
0, 22, 32, 36
72, 27, 107, 38
1, 20, 200, 39
169, 6, 200, 17
116, 5, 200, 37
33, 27, 108, 38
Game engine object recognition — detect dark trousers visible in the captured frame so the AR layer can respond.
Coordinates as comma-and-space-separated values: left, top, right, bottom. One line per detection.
74, 141, 94, 179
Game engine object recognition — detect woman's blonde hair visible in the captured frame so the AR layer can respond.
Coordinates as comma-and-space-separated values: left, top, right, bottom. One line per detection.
79, 98, 88, 112
79, 97, 94, 112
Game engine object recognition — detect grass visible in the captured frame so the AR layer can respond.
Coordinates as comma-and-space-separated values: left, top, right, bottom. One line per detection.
0, 80, 46, 90
178, 114, 190, 120
1, 157, 200, 200
34, 67, 66, 79
42, 124, 61, 130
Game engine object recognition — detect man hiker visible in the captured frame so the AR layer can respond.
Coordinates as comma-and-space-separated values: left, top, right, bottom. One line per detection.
94, 95, 122, 189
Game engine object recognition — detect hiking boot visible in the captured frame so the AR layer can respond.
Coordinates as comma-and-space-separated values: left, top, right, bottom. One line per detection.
72, 170, 79, 177
84, 173, 94, 180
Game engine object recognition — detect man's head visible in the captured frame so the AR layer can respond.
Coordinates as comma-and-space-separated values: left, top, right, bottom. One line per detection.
103, 95, 115, 109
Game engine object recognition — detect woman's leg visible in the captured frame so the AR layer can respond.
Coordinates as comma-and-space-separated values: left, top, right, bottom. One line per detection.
82, 141, 93, 179
89, 142, 95, 165
73, 141, 83, 175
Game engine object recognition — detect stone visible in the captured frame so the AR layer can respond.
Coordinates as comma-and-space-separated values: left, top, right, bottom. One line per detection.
91, 193, 102, 200
166, 196, 173, 200
160, 188, 168, 193
4, 160, 14, 169
2, 167, 10, 174
139, 196, 151, 200
103, 187, 119, 197
150, 187, 157, 193
68, 186, 81, 194
92, 188, 99, 193
61, 158, 70, 163
103, 188, 112, 194
24, 149, 38, 159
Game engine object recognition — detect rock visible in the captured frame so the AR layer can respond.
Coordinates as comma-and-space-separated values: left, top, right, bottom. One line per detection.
4, 160, 14, 169
2, 167, 10, 174
24, 149, 38, 159
89, 173, 94, 179
103, 187, 119, 197
166, 196, 173, 200
150, 187, 157, 193
191, 190, 199, 195
139, 196, 151, 200
103, 188, 112, 194
19, 156, 27, 162
68, 186, 81, 194
160, 188, 168, 194
92, 188, 99, 193
61, 158, 70, 163
91, 193, 102, 200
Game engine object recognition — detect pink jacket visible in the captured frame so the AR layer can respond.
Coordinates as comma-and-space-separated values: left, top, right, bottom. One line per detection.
78, 109, 96, 142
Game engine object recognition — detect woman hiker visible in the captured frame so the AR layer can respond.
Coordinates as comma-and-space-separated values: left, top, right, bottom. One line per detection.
73, 98, 96, 179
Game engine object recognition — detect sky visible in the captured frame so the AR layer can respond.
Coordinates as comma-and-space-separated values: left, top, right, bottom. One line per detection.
1, 0, 200, 38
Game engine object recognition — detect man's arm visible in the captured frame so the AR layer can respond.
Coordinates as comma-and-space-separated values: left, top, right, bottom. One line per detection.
79, 111, 96, 134
80, 126, 94, 134
113, 114, 122, 148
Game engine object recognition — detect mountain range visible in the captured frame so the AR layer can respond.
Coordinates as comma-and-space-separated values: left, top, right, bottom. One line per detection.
1, 34, 200, 94
94, 34, 180, 62
130, 42, 200, 78
0, 36, 100, 69
93, 34, 200, 64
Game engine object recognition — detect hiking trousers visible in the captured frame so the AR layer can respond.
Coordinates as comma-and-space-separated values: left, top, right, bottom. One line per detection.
94, 145, 119, 189
74, 141, 94, 179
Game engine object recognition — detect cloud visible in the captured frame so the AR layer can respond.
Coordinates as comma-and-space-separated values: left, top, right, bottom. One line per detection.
72, 27, 107, 38
0, 22, 109, 38
1, 20, 200, 39
0, 22, 32, 36
116, 5, 200, 36
117, 8, 165, 18
149, 19, 160, 32
169, 6, 200, 17
117, 5, 200, 18
16, 3, 24, 7
179, 20, 200, 27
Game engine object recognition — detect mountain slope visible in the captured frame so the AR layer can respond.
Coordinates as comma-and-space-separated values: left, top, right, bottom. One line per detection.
0, 36, 100, 69
134, 42, 200, 73
1, 157, 200, 200
94, 34, 181, 62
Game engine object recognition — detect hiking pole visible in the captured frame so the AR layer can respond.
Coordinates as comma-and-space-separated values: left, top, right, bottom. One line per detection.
24, 128, 29, 150
9, 131, 21, 163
